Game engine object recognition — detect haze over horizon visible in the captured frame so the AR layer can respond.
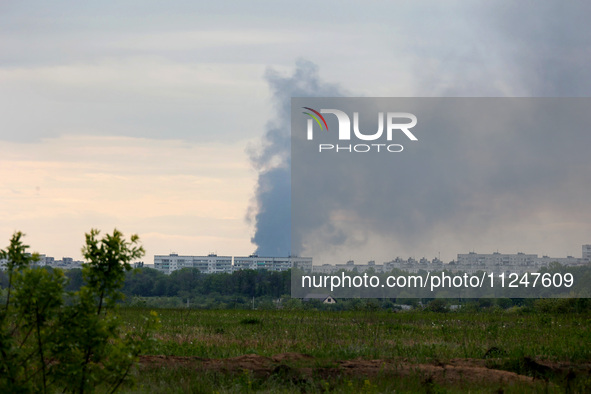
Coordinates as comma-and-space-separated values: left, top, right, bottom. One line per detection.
1, 1, 590, 264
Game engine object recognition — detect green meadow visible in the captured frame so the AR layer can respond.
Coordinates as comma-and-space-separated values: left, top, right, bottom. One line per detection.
121, 308, 591, 393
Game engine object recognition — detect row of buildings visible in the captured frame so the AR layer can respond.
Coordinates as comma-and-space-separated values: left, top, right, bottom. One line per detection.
152, 254, 313, 275
311, 258, 445, 274
153, 244, 590, 276
3, 245, 590, 276
0, 254, 85, 271
311, 244, 591, 275
453, 248, 591, 275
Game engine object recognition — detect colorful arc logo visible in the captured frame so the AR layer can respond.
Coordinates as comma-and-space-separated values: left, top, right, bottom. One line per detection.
302, 107, 328, 131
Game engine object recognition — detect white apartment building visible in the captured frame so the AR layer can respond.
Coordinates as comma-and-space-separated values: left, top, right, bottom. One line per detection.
456, 251, 539, 274
1, 254, 84, 271
457, 251, 538, 267
312, 264, 338, 274
384, 257, 444, 273
333, 260, 387, 273
153, 254, 312, 275
291, 257, 313, 272
536, 255, 588, 267
233, 255, 276, 271
153, 254, 232, 275
232, 255, 312, 273
453, 247, 591, 275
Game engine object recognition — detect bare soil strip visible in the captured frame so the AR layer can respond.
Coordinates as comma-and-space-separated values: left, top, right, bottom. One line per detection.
140, 353, 590, 386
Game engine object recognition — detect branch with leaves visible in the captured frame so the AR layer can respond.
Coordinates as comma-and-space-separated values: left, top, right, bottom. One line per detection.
0, 230, 159, 394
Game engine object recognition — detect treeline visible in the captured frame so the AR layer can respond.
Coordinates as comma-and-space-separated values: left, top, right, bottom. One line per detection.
1, 267, 290, 309
2, 266, 591, 312
21, 267, 290, 299
123, 267, 290, 298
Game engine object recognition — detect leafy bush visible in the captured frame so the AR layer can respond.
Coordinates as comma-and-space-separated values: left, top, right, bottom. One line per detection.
425, 299, 448, 313
0, 230, 159, 393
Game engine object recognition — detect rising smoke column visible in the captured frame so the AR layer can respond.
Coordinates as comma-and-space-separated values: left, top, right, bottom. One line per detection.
248, 60, 344, 256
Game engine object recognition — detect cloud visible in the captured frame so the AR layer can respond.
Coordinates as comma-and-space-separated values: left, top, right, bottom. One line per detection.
0, 59, 269, 143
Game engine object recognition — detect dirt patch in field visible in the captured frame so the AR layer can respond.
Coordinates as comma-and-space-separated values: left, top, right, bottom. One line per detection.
319, 358, 535, 386
271, 352, 315, 363
138, 353, 591, 387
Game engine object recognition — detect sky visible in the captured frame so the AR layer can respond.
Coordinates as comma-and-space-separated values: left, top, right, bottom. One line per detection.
1, 1, 590, 263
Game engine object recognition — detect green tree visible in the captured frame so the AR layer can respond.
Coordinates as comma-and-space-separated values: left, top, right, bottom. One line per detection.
0, 230, 158, 393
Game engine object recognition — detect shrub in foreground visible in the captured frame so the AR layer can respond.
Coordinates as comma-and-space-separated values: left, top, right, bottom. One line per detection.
0, 230, 159, 393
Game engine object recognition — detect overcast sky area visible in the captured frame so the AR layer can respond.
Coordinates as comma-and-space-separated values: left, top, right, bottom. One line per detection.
1, 1, 590, 262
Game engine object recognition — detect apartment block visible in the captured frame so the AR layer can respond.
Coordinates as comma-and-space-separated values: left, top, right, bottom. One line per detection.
153, 254, 312, 275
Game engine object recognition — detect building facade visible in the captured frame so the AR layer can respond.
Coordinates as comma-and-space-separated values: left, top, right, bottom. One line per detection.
306, 244, 590, 276
153, 254, 312, 275
153, 253, 232, 275
1, 254, 84, 271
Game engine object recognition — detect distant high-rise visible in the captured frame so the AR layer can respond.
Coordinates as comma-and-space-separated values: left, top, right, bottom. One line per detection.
153, 254, 312, 275
583, 244, 591, 260
153, 253, 232, 275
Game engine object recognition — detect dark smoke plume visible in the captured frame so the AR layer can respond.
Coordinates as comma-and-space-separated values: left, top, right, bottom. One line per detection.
249, 3, 591, 260
247, 60, 344, 256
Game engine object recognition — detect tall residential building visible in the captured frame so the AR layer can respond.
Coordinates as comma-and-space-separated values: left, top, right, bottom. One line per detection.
454, 245, 591, 275
153, 253, 232, 275
153, 254, 312, 275
232, 255, 312, 273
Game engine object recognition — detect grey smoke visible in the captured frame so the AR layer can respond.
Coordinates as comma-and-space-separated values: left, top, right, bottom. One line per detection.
411, 2, 591, 98
249, 2, 591, 260
484, 2, 591, 97
248, 60, 346, 256
291, 98, 591, 264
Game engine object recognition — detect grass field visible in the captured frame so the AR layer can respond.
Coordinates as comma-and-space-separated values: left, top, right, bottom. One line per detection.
118, 308, 591, 393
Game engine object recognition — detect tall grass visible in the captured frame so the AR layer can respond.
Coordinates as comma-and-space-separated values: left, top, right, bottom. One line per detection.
121, 308, 591, 362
